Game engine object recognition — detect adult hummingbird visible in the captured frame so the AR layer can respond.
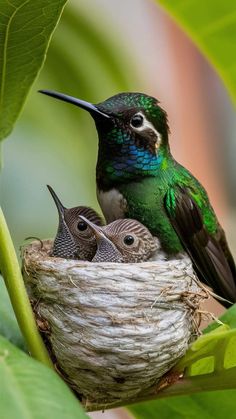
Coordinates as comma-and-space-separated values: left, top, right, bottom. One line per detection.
78, 215, 160, 263
40, 90, 236, 307
47, 185, 103, 260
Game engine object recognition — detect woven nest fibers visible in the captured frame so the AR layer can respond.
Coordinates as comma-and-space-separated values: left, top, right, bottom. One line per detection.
22, 240, 205, 410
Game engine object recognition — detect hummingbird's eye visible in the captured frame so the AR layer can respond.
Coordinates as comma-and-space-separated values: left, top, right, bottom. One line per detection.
77, 221, 87, 231
130, 114, 144, 128
123, 235, 135, 246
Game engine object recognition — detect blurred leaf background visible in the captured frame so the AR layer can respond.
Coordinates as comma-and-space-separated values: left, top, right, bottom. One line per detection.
1, 0, 236, 418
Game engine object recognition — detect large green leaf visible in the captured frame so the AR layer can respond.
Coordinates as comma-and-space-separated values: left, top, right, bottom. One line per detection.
0, 0, 67, 143
0, 335, 87, 419
0, 278, 25, 350
157, 0, 236, 103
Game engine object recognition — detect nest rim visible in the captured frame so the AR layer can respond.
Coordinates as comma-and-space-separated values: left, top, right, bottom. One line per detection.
22, 238, 194, 271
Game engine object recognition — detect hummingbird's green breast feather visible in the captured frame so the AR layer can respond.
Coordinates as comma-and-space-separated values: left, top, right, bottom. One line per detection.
119, 164, 218, 254
119, 177, 182, 253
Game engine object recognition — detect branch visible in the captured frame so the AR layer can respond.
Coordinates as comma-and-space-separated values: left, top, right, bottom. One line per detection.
83, 366, 236, 411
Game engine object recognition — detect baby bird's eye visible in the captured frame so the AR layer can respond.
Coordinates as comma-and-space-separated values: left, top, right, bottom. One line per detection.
123, 235, 135, 246
77, 221, 88, 231
130, 114, 144, 128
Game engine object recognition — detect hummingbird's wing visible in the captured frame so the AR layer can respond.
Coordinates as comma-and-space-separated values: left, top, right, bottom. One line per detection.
164, 186, 236, 307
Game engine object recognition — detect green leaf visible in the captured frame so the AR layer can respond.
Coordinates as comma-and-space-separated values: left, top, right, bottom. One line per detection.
0, 278, 26, 350
204, 304, 236, 333
0, 335, 88, 419
172, 327, 236, 390
0, 0, 67, 143
157, 0, 236, 103
172, 305, 236, 382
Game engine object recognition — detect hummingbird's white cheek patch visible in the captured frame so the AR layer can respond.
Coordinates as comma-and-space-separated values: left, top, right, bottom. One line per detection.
131, 111, 162, 153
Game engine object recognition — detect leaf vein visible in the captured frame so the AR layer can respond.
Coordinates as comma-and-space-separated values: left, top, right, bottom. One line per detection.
0, 0, 30, 108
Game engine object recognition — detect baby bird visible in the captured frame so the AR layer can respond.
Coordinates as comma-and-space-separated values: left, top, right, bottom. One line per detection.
78, 215, 160, 263
47, 185, 103, 260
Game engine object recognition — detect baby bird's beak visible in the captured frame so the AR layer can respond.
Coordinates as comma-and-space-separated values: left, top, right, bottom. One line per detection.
78, 216, 123, 263
47, 185, 66, 220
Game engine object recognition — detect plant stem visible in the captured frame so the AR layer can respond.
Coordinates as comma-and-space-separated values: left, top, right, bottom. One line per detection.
0, 207, 53, 368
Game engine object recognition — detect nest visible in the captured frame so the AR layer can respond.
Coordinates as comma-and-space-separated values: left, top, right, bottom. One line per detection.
22, 239, 206, 411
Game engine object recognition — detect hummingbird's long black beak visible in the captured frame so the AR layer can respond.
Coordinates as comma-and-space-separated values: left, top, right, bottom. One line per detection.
39, 90, 110, 119
47, 185, 66, 219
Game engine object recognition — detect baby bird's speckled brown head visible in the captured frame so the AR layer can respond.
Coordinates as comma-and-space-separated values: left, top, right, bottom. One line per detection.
47, 185, 103, 260
79, 216, 160, 263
